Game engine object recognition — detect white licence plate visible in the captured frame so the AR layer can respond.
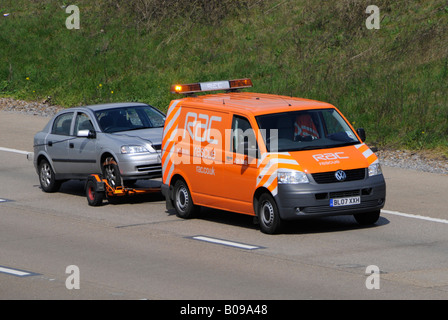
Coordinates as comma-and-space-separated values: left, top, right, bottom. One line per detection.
330, 196, 361, 207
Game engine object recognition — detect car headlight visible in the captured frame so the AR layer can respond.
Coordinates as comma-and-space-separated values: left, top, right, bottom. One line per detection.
368, 162, 382, 177
120, 145, 150, 154
277, 170, 309, 184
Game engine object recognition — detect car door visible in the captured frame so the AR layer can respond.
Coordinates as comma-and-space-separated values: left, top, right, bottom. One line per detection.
45, 112, 74, 174
68, 111, 98, 176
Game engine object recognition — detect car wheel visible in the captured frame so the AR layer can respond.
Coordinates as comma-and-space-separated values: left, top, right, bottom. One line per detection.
102, 157, 122, 188
38, 159, 61, 193
173, 180, 199, 219
257, 193, 282, 234
354, 210, 380, 225
86, 178, 105, 206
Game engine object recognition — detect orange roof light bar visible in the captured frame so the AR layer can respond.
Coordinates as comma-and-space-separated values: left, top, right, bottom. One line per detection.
171, 78, 253, 94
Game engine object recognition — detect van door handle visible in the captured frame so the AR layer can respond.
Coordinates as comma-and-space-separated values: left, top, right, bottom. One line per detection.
48, 141, 53, 147
69, 143, 74, 148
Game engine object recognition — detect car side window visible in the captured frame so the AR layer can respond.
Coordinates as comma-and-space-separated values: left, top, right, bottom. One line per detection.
51, 112, 74, 136
74, 112, 94, 136
143, 107, 165, 128
231, 115, 258, 157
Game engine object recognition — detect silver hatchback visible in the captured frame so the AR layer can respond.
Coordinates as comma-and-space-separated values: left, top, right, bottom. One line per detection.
34, 102, 165, 192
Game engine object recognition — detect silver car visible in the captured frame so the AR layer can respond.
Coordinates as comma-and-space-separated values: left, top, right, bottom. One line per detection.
34, 102, 165, 192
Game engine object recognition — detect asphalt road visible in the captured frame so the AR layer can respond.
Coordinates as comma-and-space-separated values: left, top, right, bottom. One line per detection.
1, 111, 448, 301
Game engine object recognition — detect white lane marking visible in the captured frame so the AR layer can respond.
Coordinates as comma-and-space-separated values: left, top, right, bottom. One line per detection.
382, 209, 448, 225
191, 236, 262, 250
0, 147, 34, 161
0, 266, 33, 277
0, 147, 30, 155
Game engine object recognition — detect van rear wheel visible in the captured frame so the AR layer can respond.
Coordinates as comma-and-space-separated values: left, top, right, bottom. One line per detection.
257, 193, 282, 234
173, 180, 199, 219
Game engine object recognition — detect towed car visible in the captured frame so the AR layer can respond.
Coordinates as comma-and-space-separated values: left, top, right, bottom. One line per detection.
34, 102, 165, 192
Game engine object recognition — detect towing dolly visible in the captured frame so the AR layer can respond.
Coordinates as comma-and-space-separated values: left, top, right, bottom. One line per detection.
85, 174, 161, 206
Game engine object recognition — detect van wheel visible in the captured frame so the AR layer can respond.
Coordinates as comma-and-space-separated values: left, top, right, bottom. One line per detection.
257, 193, 282, 234
38, 159, 61, 193
173, 180, 199, 219
354, 210, 380, 225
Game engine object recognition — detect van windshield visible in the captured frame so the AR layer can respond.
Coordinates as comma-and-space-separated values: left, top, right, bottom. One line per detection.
256, 108, 360, 152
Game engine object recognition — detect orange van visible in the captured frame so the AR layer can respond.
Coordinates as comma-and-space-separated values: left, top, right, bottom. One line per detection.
161, 79, 386, 233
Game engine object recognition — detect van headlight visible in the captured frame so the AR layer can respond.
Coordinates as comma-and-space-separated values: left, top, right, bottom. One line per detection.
368, 162, 382, 177
277, 171, 309, 184
121, 145, 151, 154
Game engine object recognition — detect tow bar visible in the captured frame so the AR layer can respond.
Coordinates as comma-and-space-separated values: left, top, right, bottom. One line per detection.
85, 174, 161, 206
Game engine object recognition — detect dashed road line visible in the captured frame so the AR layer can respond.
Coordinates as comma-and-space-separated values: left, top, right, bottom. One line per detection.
0, 266, 40, 277
189, 235, 263, 250
0, 147, 34, 161
0, 147, 30, 155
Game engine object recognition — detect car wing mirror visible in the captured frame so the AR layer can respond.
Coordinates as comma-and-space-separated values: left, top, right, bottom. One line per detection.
77, 129, 96, 139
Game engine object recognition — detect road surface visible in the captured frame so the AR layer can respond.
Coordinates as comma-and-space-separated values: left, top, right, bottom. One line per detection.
1, 111, 447, 302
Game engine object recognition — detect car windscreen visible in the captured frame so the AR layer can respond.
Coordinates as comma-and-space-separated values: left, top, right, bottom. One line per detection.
95, 106, 165, 133
256, 108, 360, 152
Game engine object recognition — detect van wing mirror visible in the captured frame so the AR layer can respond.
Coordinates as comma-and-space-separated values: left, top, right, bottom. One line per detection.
356, 128, 366, 142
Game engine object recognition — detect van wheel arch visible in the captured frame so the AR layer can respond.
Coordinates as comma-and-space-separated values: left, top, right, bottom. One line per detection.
169, 174, 184, 189
253, 187, 272, 214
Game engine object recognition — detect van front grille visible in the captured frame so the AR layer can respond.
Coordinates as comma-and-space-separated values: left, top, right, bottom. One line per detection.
312, 168, 366, 184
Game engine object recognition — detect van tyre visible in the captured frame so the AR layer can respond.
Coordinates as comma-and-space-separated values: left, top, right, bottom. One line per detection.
257, 193, 282, 234
38, 159, 61, 193
354, 210, 380, 225
173, 180, 199, 219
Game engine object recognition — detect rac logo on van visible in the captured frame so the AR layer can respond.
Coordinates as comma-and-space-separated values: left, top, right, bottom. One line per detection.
312, 152, 349, 162
183, 112, 222, 145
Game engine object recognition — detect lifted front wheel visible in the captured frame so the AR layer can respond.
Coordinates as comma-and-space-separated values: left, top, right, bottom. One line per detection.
102, 157, 122, 188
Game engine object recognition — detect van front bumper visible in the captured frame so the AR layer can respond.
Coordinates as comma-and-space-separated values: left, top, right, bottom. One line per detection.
274, 175, 386, 220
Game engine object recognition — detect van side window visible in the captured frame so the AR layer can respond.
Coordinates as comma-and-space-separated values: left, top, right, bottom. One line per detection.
51, 112, 74, 136
231, 115, 258, 157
